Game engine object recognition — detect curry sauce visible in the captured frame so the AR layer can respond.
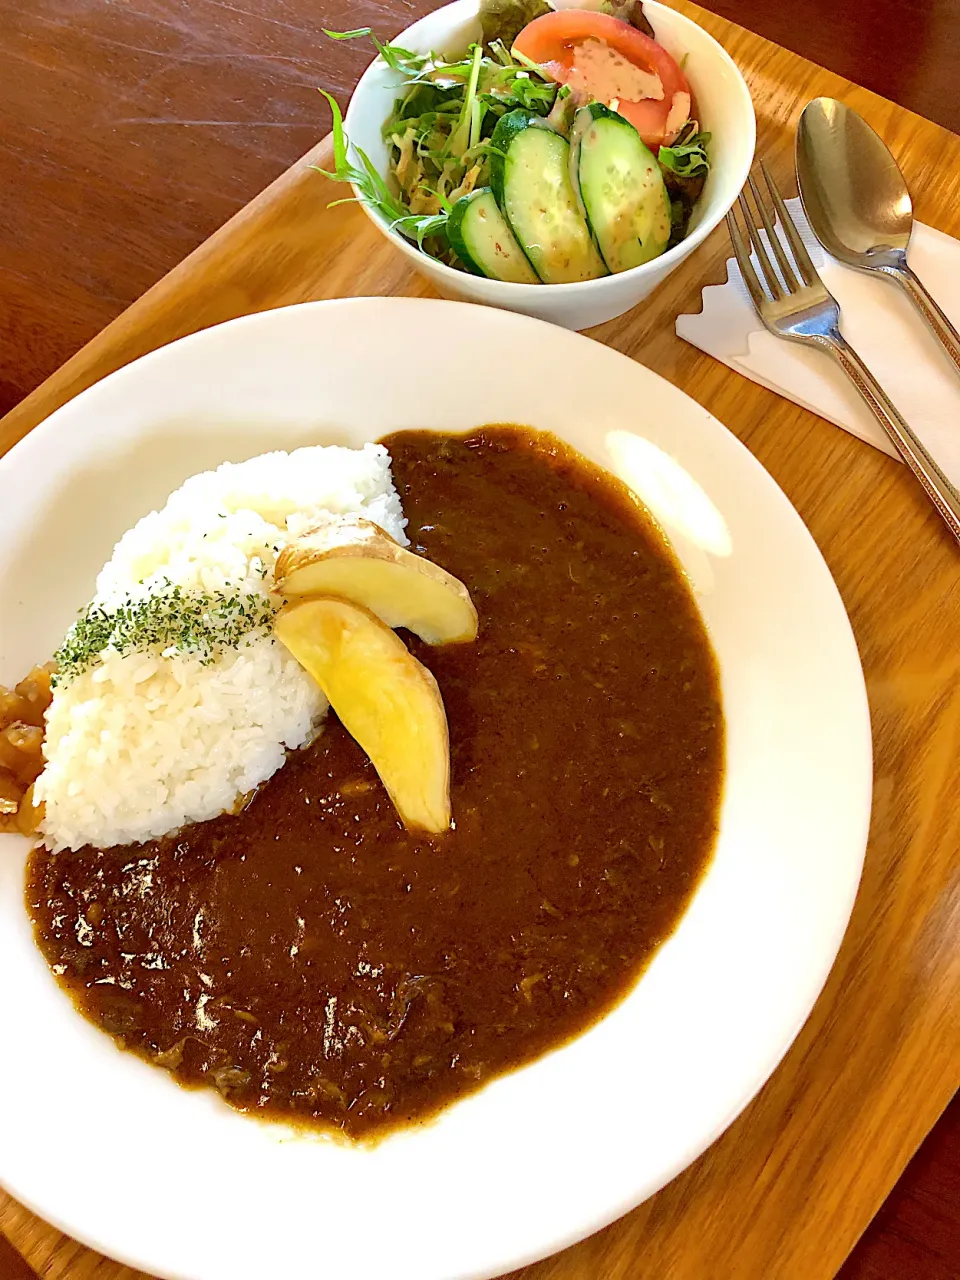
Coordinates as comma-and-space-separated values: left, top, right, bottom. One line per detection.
28, 426, 723, 1139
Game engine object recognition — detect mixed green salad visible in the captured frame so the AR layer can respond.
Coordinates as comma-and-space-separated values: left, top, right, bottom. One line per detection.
320, 0, 711, 284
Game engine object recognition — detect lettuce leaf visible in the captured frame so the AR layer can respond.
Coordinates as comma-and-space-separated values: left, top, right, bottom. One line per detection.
479, 0, 550, 51
602, 1, 656, 38
658, 123, 711, 178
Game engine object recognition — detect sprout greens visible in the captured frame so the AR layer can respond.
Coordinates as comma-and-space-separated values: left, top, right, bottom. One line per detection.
315, 30, 561, 266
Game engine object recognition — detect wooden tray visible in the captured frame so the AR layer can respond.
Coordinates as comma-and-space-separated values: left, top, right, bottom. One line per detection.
2, 6, 959, 1277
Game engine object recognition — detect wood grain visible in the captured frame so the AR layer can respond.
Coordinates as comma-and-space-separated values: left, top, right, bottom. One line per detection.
1, 5, 959, 1278
0, 1233, 38, 1280
703, 0, 960, 135
3, 0, 960, 421
0, 0, 439, 417
840, 1095, 960, 1280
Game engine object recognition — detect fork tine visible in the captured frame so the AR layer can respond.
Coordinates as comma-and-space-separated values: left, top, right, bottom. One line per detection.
760, 160, 818, 287
747, 174, 800, 293
737, 191, 785, 300
725, 210, 768, 313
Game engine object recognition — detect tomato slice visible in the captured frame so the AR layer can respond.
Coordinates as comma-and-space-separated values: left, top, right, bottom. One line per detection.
513, 10, 693, 148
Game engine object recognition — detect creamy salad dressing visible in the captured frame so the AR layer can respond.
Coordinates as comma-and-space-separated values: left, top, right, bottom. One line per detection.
568, 37, 665, 102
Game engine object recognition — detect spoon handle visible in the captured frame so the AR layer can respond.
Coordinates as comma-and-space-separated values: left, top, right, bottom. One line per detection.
885, 261, 960, 378
825, 330, 960, 545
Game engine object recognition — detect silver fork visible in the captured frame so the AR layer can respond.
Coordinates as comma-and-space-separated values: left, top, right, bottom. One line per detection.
727, 164, 960, 546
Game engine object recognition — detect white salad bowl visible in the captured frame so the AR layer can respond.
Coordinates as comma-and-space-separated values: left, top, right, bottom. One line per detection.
343, 0, 756, 329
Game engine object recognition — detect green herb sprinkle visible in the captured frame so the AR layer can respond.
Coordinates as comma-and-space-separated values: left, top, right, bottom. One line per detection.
53, 585, 278, 686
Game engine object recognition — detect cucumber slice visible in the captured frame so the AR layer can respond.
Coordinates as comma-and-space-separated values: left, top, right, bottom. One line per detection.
447, 188, 538, 284
571, 103, 672, 273
489, 111, 607, 285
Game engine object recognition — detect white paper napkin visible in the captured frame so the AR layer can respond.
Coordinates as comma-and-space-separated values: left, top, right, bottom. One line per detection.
676, 198, 960, 485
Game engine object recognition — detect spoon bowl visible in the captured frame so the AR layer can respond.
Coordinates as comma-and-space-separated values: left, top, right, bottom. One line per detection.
797, 95, 960, 377
797, 97, 912, 266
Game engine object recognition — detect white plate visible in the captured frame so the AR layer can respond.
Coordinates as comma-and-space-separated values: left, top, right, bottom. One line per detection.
0, 298, 871, 1280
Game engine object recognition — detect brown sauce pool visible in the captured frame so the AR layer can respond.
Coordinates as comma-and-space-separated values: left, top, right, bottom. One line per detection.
27, 426, 723, 1140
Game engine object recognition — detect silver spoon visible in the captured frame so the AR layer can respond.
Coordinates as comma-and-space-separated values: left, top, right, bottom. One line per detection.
796, 96, 960, 379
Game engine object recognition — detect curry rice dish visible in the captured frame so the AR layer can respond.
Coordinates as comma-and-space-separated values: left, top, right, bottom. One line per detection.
11, 425, 723, 1139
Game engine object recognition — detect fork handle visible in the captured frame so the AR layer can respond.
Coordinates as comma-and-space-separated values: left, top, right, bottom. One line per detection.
821, 330, 960, 545
881, 261, 960, 379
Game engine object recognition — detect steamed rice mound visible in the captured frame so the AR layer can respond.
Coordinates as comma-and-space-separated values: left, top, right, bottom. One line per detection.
36, 444, 407, 852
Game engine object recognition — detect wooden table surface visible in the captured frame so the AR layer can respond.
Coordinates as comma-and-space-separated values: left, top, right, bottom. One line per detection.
2, 2, 960, 1279
3, 0, 960, 422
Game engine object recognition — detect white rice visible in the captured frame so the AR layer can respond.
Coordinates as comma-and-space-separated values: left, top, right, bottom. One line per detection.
37, 444, 407, 852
